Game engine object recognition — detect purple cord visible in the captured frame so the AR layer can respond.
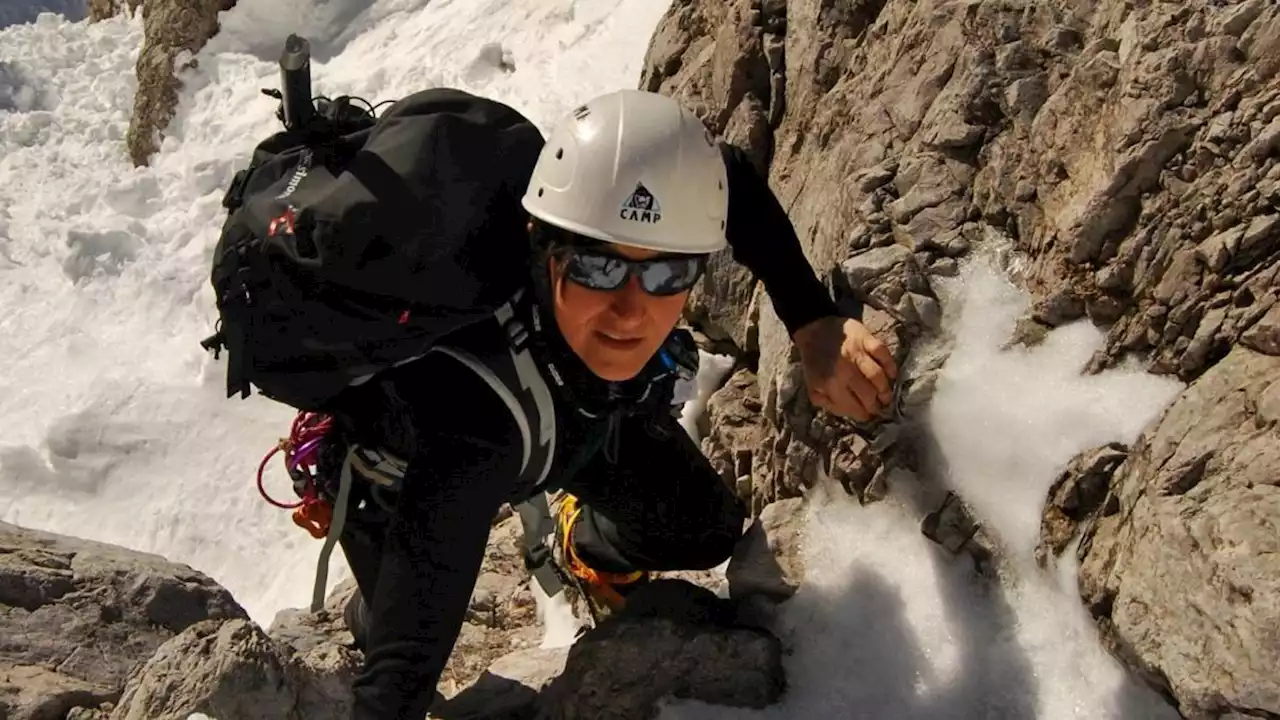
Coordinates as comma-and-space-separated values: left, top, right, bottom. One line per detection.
288, 437, 325, 471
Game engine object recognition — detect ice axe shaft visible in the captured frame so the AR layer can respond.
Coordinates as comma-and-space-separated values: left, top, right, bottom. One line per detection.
279, 34, 314, 131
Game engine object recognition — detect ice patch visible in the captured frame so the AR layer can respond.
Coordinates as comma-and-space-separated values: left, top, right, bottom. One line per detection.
0, 0, 86, 30
0, 61, 48, 112
465, 42, 518, 82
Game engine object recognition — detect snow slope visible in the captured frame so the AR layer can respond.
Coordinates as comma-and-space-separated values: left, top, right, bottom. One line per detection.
0, 0, 669, 633
1, 2, 1184, 717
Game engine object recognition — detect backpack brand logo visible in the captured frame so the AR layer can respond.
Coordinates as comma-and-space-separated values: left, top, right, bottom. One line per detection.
619, 182, 661, 224
276, 149, 313, 200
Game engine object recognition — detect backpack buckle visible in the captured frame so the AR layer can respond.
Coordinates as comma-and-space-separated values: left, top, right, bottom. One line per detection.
503, 317, 531, 353
200, 330, 225, 359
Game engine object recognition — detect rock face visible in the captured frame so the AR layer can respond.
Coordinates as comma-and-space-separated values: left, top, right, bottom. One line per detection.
88, 0, 143, 22
700, 368, 770, 512
641, 0, 1280, 715
645, 0, 1280, 496
1073, 346, 1280, 719
109, 0, 238, 167
0, 522, 246, 720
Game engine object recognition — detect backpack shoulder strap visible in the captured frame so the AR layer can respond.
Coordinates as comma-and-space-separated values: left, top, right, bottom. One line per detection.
427, 293, 566, 600
427, 290, 557, 489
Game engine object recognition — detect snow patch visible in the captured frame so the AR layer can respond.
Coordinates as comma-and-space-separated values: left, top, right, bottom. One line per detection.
678, 349, 737, 443
658, 255, 1182, 719
925, 257, 1183, 561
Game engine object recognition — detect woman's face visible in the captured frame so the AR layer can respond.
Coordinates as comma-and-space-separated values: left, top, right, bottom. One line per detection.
549, 243, 691, 382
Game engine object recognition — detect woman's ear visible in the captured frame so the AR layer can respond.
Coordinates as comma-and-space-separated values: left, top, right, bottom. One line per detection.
548, 254, 574, 307
547, 253, 563, 286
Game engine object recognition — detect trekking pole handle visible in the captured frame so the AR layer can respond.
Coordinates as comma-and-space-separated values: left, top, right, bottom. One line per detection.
279, 34, 314, 132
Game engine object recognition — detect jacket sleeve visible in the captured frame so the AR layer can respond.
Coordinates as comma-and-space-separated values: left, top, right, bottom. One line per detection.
349, 355, 524, 720
720, 142, 839, 336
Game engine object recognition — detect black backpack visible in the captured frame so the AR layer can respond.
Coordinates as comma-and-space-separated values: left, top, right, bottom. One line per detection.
202, 87, 545, 412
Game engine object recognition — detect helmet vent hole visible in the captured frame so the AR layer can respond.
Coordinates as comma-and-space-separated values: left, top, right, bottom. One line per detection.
537, 188, 545, 197
721, 220, 726, 230
718, 180, 724, 191
555, 148, 563, 160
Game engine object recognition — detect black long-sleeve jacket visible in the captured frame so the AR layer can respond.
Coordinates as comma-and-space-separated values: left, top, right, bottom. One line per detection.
340, 133, 837, 719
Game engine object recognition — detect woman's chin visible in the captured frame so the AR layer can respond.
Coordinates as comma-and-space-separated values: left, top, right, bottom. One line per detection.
580, 349, 650, 382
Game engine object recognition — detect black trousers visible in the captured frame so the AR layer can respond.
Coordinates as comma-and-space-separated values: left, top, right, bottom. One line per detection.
554, 411, 747, 575
337, 411, 746, 616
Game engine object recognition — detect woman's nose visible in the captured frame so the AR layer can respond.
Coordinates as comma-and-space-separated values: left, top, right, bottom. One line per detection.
608, 275, 647, 323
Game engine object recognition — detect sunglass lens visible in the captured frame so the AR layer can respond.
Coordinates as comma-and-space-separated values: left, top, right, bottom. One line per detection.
638, 257, 704, 295
567, 252, 629, 290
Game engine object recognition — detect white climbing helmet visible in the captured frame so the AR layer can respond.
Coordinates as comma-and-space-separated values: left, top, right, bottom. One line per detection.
521, 89, 729, 255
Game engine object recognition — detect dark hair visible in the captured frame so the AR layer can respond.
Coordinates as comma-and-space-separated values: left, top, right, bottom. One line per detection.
528, 216, 606, 268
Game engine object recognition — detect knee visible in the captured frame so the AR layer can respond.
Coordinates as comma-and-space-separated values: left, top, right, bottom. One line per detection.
343, 590, 371, 652
686, 498, 747, 570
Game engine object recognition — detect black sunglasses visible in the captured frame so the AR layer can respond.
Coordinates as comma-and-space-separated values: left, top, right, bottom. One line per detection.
558, 248, 707, 296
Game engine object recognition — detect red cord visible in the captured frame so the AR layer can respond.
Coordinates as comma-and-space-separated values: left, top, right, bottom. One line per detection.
256, 411, 333, 510
257, 441, 303, 509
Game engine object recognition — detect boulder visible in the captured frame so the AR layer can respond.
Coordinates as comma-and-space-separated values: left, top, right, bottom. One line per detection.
432, 580, 785, 720
431, 646, 568, 720
537, 580, 784, 720
1074, 346, 1280, 718
725, 496, 806, 603
1035, 442, 1130, 566
920, 492, 997, 577
102, 530, 784, 720
0, 522, 245, 720
110, 619, 314, 720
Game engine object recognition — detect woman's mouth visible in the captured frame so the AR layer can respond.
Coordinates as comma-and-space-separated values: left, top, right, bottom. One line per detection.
595, 332, 644, 351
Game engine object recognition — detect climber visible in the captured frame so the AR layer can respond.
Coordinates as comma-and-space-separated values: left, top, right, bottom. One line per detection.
213, 86, 898, 719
